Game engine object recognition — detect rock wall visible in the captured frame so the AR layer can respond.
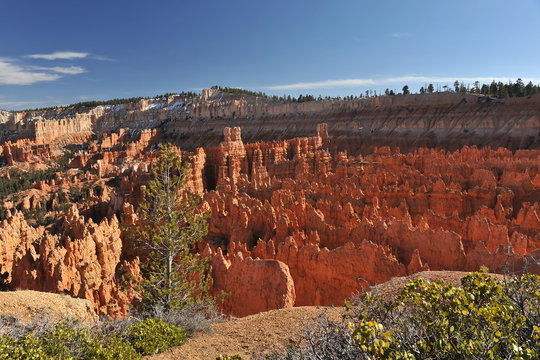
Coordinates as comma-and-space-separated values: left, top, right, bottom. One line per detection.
0, 111, 12, 124
2, 92, 540, 154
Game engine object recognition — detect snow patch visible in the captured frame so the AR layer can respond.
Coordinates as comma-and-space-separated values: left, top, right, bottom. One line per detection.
145, 102, 165, 111
167, 101, 185, 110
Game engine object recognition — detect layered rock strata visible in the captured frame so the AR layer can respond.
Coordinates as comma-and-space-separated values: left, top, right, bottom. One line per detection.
2, 92, 540, 153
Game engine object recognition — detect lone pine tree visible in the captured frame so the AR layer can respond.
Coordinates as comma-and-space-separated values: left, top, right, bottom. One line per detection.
132, 144, 211, 312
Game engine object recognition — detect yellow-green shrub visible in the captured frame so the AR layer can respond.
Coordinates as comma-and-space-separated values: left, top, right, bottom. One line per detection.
348, 272, 540, 359
0, 322, 140, 360
126, 318, 186, 355
267, 273, 540, 359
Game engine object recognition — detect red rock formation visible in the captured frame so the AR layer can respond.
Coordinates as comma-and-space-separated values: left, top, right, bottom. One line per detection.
1, 121, 540, 318
0, 207, 139, 317
198, 125, 540, 315
207, 246, 296, 317
1, 139, 55, 165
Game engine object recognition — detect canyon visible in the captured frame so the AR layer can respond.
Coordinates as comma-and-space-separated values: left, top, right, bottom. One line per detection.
0, 91, 539, 317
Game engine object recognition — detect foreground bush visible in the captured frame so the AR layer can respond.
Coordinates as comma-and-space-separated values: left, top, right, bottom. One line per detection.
126, 318, 186, 355
267, 272, 540, 359
0, 316, 191, 359
0, 322, 140, 360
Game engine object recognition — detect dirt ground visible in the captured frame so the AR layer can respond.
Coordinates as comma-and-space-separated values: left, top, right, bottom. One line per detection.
147, 306, 341, 360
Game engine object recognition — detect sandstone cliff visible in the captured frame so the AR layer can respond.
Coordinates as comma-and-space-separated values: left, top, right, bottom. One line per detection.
2, 92, 540, 155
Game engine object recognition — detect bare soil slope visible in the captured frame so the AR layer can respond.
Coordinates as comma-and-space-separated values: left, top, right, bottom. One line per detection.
148, 306, 341, 360
0, 290, 97, 325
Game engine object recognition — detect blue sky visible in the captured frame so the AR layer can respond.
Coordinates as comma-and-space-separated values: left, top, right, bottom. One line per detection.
1, 0, 540, 110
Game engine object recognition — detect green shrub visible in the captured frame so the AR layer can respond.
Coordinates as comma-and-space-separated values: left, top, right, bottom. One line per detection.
40, 322, 140, 360
216, 355, 242, 360
127, 318, 186, 355
68, 185, 91, 203
348, 272, 540, 359
0, 322, 140, 360
80, 333, 140, 360
0, 333, 51, 360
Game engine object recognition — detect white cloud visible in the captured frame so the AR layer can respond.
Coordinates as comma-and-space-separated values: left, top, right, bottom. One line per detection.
26, 51, 89, 60
0, 59, 61, 85
264, 76, 540, 91
266, 78, 376, 90
31, 66, 86, 75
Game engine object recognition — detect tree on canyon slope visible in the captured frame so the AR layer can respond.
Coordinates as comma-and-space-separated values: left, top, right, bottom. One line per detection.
132, 144, 211, 312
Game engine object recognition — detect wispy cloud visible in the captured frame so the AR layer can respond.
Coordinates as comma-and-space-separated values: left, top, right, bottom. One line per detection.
26, 51, 89, 60
30, 66, 86, 75
264, 76, 540, 91
1, 50, 107, 85
0, 100, 46, 108
389, 32, 411, 38
266, 78, 376, 90
0, 59, 61, 85
90, 55, 115, 61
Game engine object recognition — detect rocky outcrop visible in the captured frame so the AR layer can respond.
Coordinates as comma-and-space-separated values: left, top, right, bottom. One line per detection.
0, 207, 139, 318
1, 139, 55, 165
207, 246, 296, 317
33, 117, 93, 145
199, 125, 540, 315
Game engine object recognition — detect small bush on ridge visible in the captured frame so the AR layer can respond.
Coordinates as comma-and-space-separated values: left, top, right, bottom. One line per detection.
126, 318, 186, 355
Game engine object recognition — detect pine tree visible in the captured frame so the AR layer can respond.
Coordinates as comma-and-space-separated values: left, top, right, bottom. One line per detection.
513, 78, 525, 97
132, 144, 211, 312
490, 81, 498, 96
402, 85, 410, 95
